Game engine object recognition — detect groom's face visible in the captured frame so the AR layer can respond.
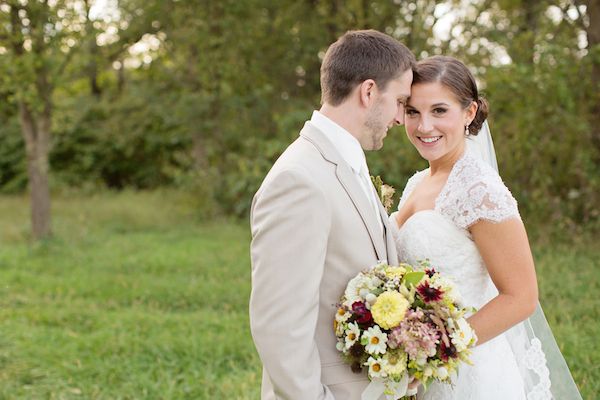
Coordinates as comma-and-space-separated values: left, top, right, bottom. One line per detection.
363, 69, 413, 151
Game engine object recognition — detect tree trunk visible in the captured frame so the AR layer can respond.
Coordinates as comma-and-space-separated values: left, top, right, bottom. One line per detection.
585, 0, 600, 159
88, 44, 102, 97
192, 134, 208, 170
117, 62, 125, 93
510, 1, 539, 65
84, 0, 102, 97
18, 102, 52, 240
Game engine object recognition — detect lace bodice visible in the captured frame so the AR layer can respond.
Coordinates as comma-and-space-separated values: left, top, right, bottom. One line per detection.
390, 151, 550, 400
398, 151, 520, 231
393, 151, 521, 308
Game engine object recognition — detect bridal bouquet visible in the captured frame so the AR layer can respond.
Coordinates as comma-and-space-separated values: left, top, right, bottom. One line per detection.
334, 261, 477, 399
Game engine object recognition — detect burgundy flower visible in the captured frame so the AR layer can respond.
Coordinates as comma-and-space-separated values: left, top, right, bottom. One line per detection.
416, 281, 444, 303
440, 340, 458, 362
351, 301, 373, 325
349, 342, 365, 358
351, 360, 363, 374
425, 268, 437, 278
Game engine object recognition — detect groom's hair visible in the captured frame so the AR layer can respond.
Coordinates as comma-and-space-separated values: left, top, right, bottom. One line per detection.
320, 30, 415, 106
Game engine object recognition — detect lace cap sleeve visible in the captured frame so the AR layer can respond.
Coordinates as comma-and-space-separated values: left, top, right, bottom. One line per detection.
439, 154, 521, 229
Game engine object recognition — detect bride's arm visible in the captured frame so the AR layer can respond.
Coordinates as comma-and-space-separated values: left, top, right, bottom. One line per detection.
467, 218, 538, 346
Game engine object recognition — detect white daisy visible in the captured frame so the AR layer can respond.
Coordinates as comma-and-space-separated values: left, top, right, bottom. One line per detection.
450, 317, 476, 351
335, 307, 351, 323
363, 325, 388, 355
344, 322, 361, 349
365, 356, 388, 379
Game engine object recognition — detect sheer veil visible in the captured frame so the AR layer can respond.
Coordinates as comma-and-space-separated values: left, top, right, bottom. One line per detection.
466, 121, 582, 399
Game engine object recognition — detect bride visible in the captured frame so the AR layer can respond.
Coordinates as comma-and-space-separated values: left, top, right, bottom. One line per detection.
389, 56, 581, 399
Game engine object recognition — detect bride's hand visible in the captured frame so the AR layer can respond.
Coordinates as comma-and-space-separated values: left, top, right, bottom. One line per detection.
406, 376, 420, 396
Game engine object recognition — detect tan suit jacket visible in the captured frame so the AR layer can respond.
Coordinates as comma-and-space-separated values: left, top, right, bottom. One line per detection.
250, 122, 398, 399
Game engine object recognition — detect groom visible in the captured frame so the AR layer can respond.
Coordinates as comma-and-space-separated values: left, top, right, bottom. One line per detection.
250, 30, 415, 399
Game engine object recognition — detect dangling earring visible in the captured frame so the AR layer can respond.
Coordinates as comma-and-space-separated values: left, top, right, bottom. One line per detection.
464, 124, 470, 137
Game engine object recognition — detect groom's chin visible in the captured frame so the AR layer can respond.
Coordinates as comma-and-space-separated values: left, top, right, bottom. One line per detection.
366, 138, 386, 151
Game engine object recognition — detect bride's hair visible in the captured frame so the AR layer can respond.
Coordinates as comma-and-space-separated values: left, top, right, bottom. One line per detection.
413, 56, 489, 135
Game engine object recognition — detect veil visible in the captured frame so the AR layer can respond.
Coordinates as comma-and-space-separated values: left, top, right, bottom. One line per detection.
466, 121, 583, 399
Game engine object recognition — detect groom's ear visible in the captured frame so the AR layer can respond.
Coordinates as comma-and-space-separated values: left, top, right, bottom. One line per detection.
359, 79, 377, 108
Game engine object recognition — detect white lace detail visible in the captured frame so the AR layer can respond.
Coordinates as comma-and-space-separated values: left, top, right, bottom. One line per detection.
392, 150, 580, 400
436, 152, 521, 229
524, 338, 552, 400
391, 152, 545, 400
398, 153, 521, 231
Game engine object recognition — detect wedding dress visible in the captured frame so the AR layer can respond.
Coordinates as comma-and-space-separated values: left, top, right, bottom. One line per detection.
389, 145, 580, 399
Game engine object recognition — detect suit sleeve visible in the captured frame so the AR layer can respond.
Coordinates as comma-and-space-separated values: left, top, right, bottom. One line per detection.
249, 167, 335, 400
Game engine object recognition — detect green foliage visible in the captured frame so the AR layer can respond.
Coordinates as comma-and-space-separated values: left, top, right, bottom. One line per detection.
0, 0, 598, 231
0, 92, 26, 192
51, 87, 190, 189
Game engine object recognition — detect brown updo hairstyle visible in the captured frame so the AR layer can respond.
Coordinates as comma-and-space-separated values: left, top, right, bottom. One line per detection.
412, 56, 489, 135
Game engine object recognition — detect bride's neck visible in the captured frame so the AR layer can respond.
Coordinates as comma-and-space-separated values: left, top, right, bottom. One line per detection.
429, 144, 465, 176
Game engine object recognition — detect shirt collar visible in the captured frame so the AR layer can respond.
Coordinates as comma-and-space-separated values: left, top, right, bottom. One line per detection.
310, 110, 366, 174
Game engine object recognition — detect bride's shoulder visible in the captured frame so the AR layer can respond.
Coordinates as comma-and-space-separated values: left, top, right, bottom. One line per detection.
442, 153, 521, 228
453, 152, 506, 189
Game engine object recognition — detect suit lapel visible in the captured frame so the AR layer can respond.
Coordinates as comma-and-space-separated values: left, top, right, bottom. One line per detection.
335, 163, 387, 262
300, 123, 387, 262
376, 195, 399, 266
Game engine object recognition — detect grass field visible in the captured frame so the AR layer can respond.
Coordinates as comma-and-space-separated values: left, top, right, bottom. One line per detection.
0, 191, 597, 399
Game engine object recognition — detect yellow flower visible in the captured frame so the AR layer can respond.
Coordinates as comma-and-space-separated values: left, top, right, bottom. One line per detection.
385, 266, 407, 280
371, 291, 409, 329
383, 350, 407, 377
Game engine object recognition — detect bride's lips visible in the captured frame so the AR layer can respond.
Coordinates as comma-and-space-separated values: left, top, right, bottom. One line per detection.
417, 136, 442, 146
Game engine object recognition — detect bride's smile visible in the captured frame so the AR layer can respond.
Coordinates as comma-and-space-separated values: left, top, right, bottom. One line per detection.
417, 135, 442, 144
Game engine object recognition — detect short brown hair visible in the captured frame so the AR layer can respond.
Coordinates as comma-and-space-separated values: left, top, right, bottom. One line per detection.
413, 56, 489, 135
320, 30, 415, 106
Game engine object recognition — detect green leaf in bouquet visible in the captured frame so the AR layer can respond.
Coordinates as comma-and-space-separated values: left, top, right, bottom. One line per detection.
402, 271, 425, 287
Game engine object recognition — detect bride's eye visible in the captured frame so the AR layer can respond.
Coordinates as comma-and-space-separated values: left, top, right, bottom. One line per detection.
433, 107, 448, 115
405, 109, 418, 117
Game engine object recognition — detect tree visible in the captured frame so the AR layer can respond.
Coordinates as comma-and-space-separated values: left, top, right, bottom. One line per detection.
0, 0, 82, 239
574, 0, 600, 160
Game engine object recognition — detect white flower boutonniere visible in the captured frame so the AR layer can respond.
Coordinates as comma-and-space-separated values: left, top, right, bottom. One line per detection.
371, 175, 396, 212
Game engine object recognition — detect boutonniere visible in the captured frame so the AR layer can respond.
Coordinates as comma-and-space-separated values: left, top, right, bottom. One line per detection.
371, 175, 396, 212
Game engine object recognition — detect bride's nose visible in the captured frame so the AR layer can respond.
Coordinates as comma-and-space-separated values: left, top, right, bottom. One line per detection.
418, 116, 434, 133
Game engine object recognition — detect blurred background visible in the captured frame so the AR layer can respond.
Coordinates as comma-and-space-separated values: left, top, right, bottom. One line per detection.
0, 0, 598, 399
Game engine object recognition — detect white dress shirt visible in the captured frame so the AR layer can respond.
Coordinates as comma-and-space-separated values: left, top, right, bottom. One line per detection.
310, 111, 383, 232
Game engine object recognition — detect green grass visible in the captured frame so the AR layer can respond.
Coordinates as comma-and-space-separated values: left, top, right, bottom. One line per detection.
0, 190, 597, 398
0, 191, 261, 399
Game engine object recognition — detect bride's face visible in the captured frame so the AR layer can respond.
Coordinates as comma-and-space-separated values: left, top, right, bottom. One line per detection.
404, 82, 474, 163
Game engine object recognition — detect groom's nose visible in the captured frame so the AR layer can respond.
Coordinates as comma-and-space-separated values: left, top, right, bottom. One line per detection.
395, 106, 405, 125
